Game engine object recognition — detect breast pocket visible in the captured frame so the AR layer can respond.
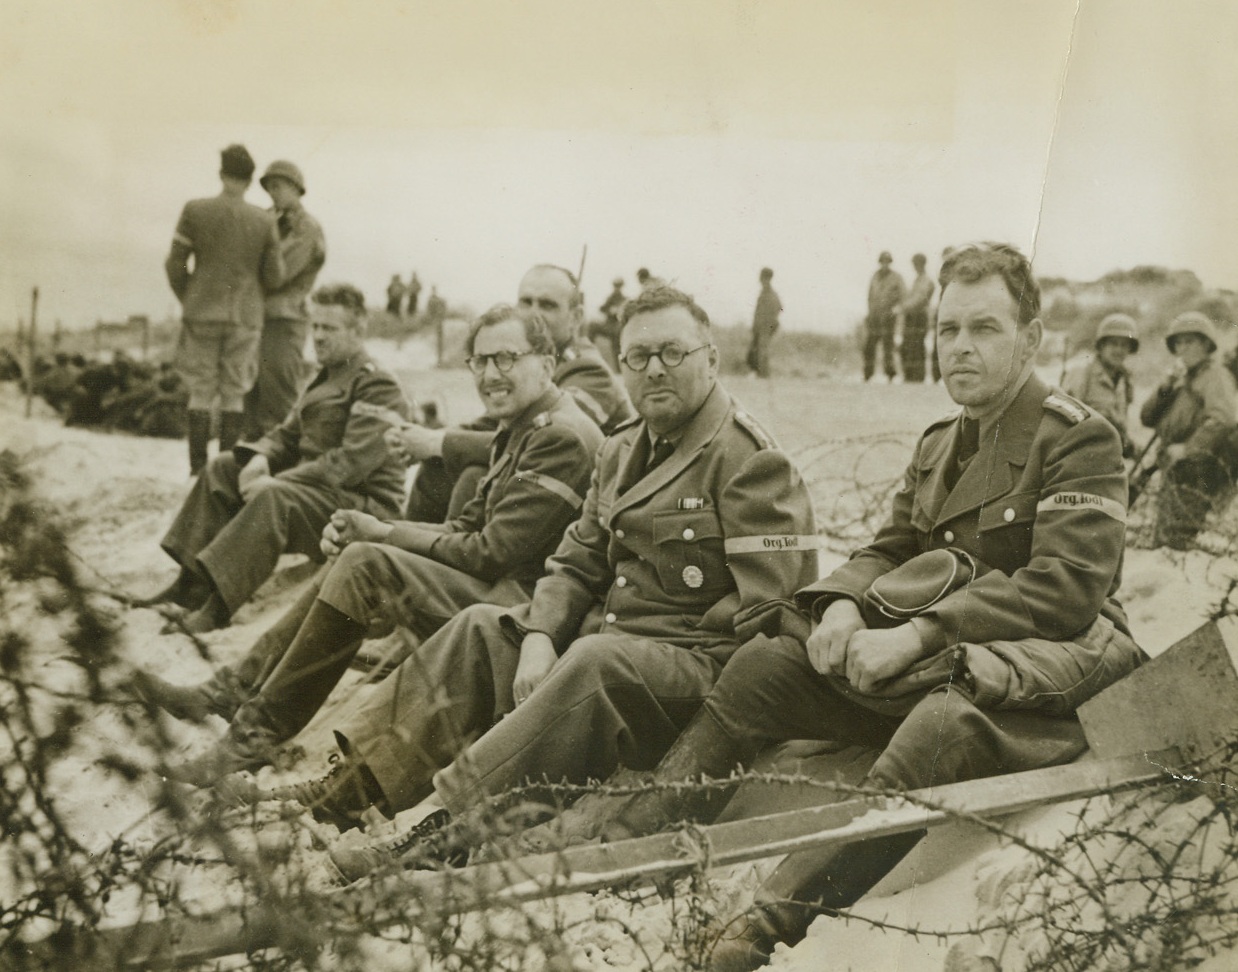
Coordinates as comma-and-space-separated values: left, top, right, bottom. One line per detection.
652, 509, 729, 597
976, 490, 1037, 568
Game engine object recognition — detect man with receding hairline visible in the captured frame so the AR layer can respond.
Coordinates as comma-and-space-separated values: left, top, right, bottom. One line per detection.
402, 264, 633, 522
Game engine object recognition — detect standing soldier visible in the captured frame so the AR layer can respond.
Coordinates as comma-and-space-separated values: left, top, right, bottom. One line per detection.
1139, 311, 1238, 549
897, 253, 934, 382
863, 251, 905, 382
385, 275, 405, 317
165, 144, 285, 474
746, 267, 783, 379
590, 276, 627, 369
244, 160, 327, 440
1061, 312, 1138, 456
405, 272, 422, 318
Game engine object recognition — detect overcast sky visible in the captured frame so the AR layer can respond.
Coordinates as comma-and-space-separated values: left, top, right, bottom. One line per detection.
2, 0, 1236, 333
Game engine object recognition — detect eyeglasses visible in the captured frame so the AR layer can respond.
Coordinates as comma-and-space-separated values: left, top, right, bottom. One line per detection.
619, 344, 709, 372
465, 350, 537, 375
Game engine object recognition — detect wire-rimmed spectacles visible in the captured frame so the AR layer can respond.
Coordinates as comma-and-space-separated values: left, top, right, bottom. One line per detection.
619, 344, 709, 372
465, 350, 536, 375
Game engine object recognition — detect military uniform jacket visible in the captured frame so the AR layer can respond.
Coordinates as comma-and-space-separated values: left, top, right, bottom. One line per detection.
753, 285, 783, 335
1061, 357, 1134, 443
440, 337, 634, 469
165, 193, 285, 330
503, 383, 818, 661
799, 375, 1141, 711
867, 269, 906, 322
236, 352, 408, 515
386, 387, 603, 587
264, 203, 326, 321
1140, 358, 1238, 459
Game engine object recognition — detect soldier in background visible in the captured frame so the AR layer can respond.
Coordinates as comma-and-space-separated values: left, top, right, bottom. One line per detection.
385, 275, 406, 317
897, 253, 934, 383
746, 267, 782, 379
863, 251, 905, 382
405, 272, 422, 318
589, 276, 627, 369
1139, 311, 1238, 549
243, 161, 327, 440
164, 144, 285, 474
1061, 312, 1138, 456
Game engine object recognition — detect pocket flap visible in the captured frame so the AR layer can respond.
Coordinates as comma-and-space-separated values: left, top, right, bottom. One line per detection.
977, 490, 1038, 531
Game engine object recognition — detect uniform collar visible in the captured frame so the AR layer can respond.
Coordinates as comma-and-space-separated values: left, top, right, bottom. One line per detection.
502, 386, 562, 435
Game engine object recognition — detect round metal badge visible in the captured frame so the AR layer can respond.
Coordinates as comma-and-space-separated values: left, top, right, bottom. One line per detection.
682, 565, 704, 588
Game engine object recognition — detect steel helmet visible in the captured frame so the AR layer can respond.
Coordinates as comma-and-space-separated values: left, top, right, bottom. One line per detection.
1094, 313, 1139, 353
259, 160, 306, 195
1165, 311, 1218, 353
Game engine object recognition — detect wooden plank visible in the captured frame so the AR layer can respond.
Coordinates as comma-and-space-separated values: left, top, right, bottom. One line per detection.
13, 749, 1176, 970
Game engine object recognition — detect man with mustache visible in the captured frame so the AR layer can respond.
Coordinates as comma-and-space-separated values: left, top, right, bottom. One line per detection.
503, 244, 1144, 971
137, 304, 602, 784
402, 264, 634, 523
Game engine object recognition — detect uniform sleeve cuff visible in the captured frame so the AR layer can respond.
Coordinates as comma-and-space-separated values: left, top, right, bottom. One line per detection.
911, 615, 948, 653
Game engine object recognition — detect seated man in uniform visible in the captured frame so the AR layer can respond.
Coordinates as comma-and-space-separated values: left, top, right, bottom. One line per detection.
133, 284, 407, 633
401, 263, 633, 522
240, 286, 818, 844
137, 304, 604, 785
451, 243, 1144, 971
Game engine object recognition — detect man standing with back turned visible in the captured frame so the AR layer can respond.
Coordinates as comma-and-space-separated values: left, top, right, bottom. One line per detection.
165, 144, 285, 474
863, 251, 904, 382
582, 243, 1144, 971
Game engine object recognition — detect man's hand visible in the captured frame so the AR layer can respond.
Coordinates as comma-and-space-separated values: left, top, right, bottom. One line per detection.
238, 454, 276, 502
384, 424, 446, 464
320, 509, 392, 558
805, 598, 866, 676
843, 624, 925, 696
512, 633, 557, 705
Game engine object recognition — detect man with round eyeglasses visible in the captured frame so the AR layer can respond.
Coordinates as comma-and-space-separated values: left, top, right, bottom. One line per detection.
141, 304, 603, 786
254, 285, 816, 857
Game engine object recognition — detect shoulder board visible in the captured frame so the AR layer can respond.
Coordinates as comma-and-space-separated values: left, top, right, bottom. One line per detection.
560, 346, 579, 362
733, 409, 777, 450
924, 408, 962, 432
532, 412, 552, 429
1044, 391, 1088, 425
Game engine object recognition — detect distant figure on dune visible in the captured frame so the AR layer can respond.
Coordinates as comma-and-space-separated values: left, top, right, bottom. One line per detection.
405, 271, 422, 318
588, 276, 627, 369
746, 267, 782, 379
1139, 311, 1238, 550
636, 267, 666, 292
385, 274, 406, 317
243, 160, 327, 440
1060, 312, 1138, 456
863, 250, 905, 382
164, 144, 286, 475
897, 253, 934, 383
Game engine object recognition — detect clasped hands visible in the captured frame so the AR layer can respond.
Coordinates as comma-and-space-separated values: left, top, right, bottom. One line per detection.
805, 598, 925, 695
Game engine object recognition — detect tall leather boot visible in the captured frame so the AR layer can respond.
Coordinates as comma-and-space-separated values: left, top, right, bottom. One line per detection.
218, 410, 244, 453
603, 708, 755, 841
187, 409, 211, 476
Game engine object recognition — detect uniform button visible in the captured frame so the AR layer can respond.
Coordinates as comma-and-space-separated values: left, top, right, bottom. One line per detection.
1003, 508, 1015, 522
598, 515, 605, 526
605, 612, 617, 624
682, 527, 695, 540
944, 530, 955, 542
616, 576, 627, 587
615, 529, 625, 539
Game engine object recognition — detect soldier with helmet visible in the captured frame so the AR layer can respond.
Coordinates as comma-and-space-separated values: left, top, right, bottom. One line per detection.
1061, 312, 1139, 456
1140, 310, 1238, 549
244, 160, 328, 439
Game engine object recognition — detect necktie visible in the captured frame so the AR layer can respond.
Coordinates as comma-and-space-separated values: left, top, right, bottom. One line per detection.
647, 437, 675, 473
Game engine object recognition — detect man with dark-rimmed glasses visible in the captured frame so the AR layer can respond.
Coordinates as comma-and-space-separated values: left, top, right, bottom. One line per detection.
243, 286, 817, 849
141, 303, 603, 785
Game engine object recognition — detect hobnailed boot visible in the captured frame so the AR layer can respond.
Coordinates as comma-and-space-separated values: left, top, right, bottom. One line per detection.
132, 567, 211, 611
218, 410, 244, 453
187, 409, 211, 476
328, 807, 468, 884
242, 753, 391, 832
602, 708, 752, 842
166, 725, 280, 787
180, 590, 232, 634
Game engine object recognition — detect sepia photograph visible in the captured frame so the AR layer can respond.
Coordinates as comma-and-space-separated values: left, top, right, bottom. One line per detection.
3, 1, 1238, 969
